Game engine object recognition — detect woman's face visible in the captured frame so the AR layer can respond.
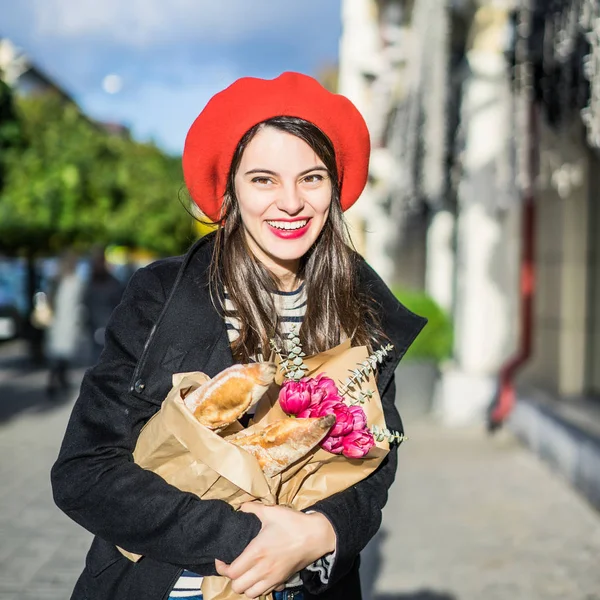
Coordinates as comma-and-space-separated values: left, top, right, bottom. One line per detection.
234, 125, 333, 278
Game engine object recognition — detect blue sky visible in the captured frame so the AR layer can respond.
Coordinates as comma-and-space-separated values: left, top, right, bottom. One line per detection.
0, 0, 342, 154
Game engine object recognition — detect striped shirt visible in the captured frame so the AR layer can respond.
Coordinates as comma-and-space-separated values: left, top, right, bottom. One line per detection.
169, 283, 334, 598
224, 282, 307, 361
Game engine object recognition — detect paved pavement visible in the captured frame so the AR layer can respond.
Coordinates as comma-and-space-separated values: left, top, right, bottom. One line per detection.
1, 345, 599, 599
363, 422, 600, 600
0, 361, 91, 600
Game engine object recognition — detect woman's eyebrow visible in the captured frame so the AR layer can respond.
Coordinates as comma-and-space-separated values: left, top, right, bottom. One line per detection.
245, 168, 278, 176
244, 166, 329, 177
298, 166, 329, 176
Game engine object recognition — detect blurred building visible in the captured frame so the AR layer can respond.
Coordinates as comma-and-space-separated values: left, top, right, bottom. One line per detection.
508, 0, 600, 509
340, 0, 439, 291
0, 37, 75, 101
0, 37, 130, 136
339, 0, 518, 419
340, 0, 600, 509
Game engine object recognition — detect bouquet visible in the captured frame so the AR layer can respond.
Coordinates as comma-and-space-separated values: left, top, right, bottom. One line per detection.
118, 332, 404, 600
272, 328, 403, 457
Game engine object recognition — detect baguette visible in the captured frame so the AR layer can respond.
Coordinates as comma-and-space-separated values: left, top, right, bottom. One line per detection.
226, 415, 335, 477
183, 362, 276, 430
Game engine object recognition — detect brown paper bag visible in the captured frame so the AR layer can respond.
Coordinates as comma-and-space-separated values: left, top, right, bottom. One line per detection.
117, 371, 278, 563
119, 341, 390, 600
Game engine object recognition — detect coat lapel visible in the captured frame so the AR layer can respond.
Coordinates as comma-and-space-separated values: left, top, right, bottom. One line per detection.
356, 260, 428, 394
133, 234, 233, 405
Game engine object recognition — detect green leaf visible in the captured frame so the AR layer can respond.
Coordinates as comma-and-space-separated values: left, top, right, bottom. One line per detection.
390, 288, 453, 363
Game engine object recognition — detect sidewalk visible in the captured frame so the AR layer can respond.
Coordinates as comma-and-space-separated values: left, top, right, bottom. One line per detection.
0, 367, 91, 600
0, 340, 37, 384
1, 367, 599, 598
365, 420, 600, 600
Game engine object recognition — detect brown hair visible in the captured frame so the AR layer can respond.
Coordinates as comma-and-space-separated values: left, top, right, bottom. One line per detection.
209, 116, 384, 362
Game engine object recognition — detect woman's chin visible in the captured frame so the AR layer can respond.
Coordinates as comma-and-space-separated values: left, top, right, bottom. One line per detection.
267, 240, 313, 263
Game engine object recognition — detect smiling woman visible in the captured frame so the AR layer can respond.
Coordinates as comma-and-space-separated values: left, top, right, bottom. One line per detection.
51, 72, 426, 600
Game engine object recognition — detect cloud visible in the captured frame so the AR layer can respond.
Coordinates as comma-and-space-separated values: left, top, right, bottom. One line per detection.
0, 0, 341, 93
4, 0, 340, 47
0, 0, 341, 151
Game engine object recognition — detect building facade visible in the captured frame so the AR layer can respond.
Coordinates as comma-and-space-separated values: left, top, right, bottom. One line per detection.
508, 0, 600, 509
338, 0, 600, 508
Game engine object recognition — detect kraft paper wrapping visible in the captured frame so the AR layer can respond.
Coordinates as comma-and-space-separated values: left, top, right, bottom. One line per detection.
117, 340, 390, 600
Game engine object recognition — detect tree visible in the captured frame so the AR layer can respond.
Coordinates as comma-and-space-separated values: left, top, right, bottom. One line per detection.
0, 91, 195, 256
0, 79, 23, 192
0, 89, 195, 360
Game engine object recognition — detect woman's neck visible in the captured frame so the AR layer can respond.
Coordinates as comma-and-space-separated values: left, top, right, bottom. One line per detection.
242, 232, 302, 291
275, 270, 303, 293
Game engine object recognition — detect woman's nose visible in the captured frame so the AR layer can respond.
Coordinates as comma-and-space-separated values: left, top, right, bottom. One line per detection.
276, 184, 304, 214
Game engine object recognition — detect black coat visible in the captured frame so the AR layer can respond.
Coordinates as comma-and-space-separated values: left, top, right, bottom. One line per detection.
51, 233, 426, 600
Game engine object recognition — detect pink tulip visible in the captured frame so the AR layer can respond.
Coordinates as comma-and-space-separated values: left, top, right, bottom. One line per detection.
311, 400, 355, 437
342, 430, 375, 458
297, 406, 314, 418
307, 374, 341, 404
347, 405, 368, 432
322, 434, 344, 454
278, 379, 312, 416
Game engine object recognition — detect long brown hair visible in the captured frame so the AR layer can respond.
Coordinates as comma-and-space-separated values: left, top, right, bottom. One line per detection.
209, 116, 384, 362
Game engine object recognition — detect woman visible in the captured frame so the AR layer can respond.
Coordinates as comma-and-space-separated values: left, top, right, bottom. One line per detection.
51, 72, 426, 600
45, 250, 84, 398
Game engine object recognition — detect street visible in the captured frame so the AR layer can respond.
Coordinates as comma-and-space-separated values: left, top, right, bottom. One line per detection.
1, 346, 599, 599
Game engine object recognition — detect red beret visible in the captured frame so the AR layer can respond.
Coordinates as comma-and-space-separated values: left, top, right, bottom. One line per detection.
182, 71, 370, 222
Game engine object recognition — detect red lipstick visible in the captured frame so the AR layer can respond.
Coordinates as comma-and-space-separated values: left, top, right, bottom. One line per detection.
266, 218, 311, 240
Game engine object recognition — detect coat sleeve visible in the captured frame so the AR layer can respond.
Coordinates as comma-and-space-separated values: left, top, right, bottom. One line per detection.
300, 373, 402, 594
50, 266, 262, 571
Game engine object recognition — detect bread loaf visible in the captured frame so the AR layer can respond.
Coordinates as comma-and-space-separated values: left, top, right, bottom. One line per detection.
183, 362, 276, 430
226, 415, 335, 477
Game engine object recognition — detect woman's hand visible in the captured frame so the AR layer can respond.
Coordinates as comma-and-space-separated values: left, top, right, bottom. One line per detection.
215, 502, 336, 599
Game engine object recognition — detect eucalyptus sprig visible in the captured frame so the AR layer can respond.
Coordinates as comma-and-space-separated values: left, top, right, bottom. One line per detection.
348, 389, 375, 406
339, 343, 394, 397
269, 326, 307, 381
371, 424, 407, 446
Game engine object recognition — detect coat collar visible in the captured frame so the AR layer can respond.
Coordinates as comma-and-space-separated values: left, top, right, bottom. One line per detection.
130, 233, 233, 405
355, 260, 427, 393
132, 232, 426, 405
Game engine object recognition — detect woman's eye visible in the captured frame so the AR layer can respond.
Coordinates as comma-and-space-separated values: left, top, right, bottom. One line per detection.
251, 177, 273, 185
303, 174, 325, 184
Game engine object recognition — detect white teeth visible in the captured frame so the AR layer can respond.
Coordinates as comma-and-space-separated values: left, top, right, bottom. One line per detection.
266, 219, 308, 231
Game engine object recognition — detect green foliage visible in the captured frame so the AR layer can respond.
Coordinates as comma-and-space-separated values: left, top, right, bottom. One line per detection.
391, 288, 453, 363
0, 90, 195, 256
0, 80, 24, 188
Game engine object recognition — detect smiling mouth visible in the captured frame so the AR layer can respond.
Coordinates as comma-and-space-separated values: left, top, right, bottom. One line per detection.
266, 219, 309, 231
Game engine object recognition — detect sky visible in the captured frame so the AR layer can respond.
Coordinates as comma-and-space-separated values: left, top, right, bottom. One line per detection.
0, 0, 342, 154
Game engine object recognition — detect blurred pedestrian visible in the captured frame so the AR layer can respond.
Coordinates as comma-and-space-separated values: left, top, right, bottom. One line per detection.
83, 247, 124, 363
45, 250, 84, 398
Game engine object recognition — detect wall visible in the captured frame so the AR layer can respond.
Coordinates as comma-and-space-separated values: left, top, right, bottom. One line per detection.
519, 120, 590, 397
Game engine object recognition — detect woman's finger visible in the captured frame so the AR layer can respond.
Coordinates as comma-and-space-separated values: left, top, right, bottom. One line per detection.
229, 566, 266, 597
214, 559, 230, 577
225, 544, 261, 580
243, 579, 277, 600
